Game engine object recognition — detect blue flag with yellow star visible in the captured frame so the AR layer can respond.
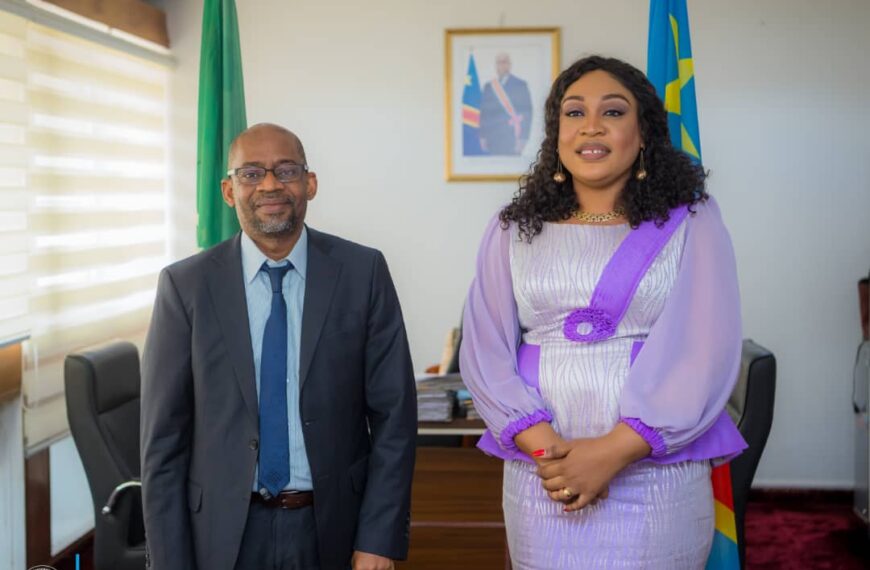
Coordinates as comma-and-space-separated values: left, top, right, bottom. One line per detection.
648, 0, 702, 163
649, 6, 740, 569
461, 53, 486, 156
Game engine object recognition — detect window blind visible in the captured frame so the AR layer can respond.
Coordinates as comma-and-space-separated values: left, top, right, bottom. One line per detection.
0, 10, 31, 349
21, 20, 169, 452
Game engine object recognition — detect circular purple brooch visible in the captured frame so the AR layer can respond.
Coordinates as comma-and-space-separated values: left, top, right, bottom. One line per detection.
562, 307, 616, 342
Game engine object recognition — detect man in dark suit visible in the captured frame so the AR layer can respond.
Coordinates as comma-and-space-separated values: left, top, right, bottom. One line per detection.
479, 52, 533, 155
141, 123, 417, 570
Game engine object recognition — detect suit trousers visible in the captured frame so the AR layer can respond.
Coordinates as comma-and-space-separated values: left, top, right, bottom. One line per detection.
233, 502, 320, 570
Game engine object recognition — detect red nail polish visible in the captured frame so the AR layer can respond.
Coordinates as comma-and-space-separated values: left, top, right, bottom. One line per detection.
532, 449, 545, 457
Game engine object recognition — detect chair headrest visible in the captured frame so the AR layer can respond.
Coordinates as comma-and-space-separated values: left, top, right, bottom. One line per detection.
727, 354, 752, 423
727, 339, 774, 424
68, 341, 140, 414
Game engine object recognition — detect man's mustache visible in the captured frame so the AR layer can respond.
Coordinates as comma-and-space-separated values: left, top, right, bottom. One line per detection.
253, 194, 295, 208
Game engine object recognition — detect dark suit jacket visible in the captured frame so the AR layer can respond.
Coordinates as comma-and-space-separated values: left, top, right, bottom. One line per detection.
479, 74, 533, 155
140, 228, 417, 570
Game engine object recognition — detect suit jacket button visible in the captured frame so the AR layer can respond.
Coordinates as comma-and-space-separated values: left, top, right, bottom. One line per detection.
249, 439, 259, 450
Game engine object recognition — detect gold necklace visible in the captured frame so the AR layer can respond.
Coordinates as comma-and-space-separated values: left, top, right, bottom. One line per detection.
573, 206, 626, 224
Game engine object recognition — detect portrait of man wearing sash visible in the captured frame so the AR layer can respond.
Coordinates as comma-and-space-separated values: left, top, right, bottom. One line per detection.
479, 52, 533, 155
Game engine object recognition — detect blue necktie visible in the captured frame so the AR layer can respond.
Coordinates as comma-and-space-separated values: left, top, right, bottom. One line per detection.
258, 261, 293, 497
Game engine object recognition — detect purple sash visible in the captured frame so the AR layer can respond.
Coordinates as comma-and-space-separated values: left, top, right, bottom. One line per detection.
563, 208, 689, 343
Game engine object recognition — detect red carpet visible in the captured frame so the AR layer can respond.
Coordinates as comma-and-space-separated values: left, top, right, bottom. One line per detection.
745, 491, 869, 569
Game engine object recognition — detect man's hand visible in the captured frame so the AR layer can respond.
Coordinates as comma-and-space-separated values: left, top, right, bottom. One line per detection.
352, 550, 394, 570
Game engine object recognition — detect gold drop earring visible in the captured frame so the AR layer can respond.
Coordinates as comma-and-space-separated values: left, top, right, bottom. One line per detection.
553, 155, 566, 183
636, 146, 648, 181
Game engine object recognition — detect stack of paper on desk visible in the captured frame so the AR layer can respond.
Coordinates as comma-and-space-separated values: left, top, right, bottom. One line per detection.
415, 373, 465, 422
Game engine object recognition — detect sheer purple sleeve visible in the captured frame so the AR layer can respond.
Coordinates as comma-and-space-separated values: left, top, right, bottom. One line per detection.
459, 213, 552, 452
619, 197, 745, 459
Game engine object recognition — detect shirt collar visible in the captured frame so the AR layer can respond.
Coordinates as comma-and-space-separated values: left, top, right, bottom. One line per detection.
240, 226, 308, 285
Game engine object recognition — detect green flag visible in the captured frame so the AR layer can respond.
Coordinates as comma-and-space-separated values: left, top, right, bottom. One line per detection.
196, 0, 246, 248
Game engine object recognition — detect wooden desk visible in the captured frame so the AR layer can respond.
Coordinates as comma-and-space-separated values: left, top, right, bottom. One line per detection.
398, 421, 511, 570
417, 418, 487, 436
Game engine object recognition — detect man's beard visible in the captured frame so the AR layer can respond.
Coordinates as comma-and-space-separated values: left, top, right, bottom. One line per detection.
254, 213, 297, 235
245, 195, 300, 236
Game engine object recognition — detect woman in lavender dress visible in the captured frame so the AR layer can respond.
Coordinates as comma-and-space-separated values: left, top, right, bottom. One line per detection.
460, 56, 747, 569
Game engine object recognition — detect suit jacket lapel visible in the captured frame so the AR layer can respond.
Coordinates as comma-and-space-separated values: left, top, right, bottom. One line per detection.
207, 234, 259, 420
299, 228, 341, 391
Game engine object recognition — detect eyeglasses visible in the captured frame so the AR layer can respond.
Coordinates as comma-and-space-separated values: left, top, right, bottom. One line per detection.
226, 163, 309, 185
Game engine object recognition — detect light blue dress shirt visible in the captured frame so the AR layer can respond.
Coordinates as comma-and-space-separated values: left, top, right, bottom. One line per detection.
240, 229, 312, 491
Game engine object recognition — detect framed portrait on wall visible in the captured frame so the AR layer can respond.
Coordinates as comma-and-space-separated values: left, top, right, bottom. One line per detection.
445, 27, 560, 182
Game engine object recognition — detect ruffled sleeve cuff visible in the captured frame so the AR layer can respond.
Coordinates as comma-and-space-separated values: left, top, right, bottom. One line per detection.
621, 417, 668, 457
498, 409, 553, 451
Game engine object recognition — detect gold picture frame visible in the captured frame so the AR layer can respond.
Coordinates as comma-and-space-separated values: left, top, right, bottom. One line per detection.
445, 27, 561, 182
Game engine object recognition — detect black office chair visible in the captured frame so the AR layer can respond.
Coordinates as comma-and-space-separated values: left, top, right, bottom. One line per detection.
65, 341, 146, 570
726, 339, 777, 570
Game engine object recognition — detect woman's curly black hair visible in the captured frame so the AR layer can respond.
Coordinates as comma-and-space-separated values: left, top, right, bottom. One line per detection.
500, 55, 707, 242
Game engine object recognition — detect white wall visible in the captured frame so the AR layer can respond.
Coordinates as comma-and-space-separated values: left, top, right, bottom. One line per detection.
165, 0, 870, 489
49, 436, 93, 556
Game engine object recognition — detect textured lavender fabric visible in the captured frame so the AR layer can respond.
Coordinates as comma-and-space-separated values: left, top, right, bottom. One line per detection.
459, 197, 746, 462
503, 459, 713, 569
516, 342, 542, 391
494, 213, 719, 569
617, 198, 746, 458
477, 343, 544, 464
482, 344, 548, 461
459, 214, 553, 452
477, 430, 527, 462
629, 340, 644, 365
580, 207, 688, 333
621, 417, 668, 456
562, 209, 686, 342
499, 409, 554, 450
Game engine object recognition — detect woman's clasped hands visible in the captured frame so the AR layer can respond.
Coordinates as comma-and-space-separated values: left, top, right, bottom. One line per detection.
533, 423, 652, 512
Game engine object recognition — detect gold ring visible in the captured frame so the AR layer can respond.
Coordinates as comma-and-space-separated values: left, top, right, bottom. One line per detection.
561, 487, 573, 498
